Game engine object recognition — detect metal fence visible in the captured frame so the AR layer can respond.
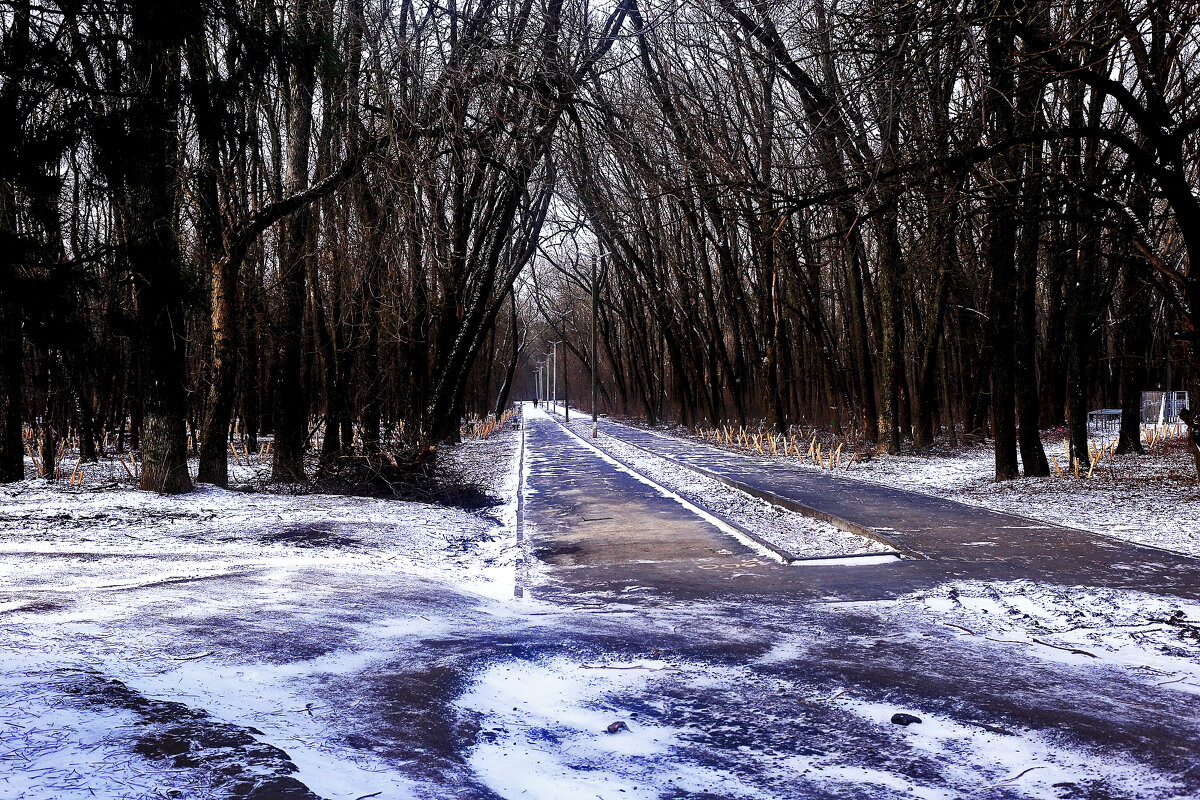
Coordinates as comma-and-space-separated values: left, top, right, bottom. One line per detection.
1084, 392, 1188, 435
1086, 409, 1122, 434
1142, 391, 1189, 426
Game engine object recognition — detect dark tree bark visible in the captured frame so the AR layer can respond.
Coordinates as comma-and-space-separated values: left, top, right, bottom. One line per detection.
119, 5, 195, 494
272, 0, 318, 482
494, 292, 523, 418
1115, 251, 1153, 454
984, 22, 1021, 481
1014, 142, 1050, 477
0, 302, 21, 482
1013, 79, 1050, 477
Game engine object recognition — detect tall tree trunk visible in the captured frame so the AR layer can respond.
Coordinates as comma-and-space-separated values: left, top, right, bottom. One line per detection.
272, 0, 317, 482
914, 253, 950, 449
1014, 141, 1050, 477
1014, 182, 1050, 476
876, 202, 903, 454
197, 252, 238, 486
985, 23, 1020, 481
1115, 254, 1152, 454
191, 37, 238, 487
124, 7, 192, 494
0, 305, 20, 482
494, 292, 522, 418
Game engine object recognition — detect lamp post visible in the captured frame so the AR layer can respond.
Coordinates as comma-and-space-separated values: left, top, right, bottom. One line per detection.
549, 341, 559, 413
591, 251, 611, 437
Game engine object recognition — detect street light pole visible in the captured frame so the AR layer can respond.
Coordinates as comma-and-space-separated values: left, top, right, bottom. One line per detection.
591, 253, 598, 437
550, 341, 559, 413
590, 251, 611, 437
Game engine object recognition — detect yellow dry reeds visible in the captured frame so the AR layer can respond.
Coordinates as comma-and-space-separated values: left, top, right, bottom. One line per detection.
24, 442, 43, 477
1051, 455, 1062, 477
117, 453, 136, 480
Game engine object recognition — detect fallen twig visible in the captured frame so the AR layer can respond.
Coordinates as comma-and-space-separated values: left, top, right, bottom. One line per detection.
981, 635, 1098, 659
1156, 675, 1188, 686
578, 663, 668, 671
1029, 637, 1098, 658
981, 766, 1044, 790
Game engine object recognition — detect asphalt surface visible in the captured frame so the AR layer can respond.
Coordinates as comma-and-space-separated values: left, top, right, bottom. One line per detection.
550, 410, 1200, 599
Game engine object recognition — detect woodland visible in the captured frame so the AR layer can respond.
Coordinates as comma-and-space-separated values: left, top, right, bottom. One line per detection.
1, 0, 1199, 493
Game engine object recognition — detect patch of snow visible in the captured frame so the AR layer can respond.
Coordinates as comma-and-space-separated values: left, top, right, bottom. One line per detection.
790, 554, 902, 566
0, 427, 525, 799
458, 656, 769, 800
894, 580, 1200, 694
819, 694, 1181, 800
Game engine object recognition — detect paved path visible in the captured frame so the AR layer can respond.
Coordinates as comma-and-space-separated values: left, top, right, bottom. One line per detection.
552, 410, 1200, 599
521, 407, 779, 598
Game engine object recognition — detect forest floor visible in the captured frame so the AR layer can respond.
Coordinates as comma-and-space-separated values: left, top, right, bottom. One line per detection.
0, 407, 1198, 799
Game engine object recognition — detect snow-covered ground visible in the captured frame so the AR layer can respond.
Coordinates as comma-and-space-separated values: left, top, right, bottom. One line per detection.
451, 580, 1200, 800
0, 428, 525, 799
895, 580, 1200, 692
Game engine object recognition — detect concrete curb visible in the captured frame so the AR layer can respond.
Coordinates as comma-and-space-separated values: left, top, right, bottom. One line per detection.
514, 407, 528, 598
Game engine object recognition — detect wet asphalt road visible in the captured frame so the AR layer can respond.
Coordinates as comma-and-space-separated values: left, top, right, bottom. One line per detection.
571, 412, 1200, 598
